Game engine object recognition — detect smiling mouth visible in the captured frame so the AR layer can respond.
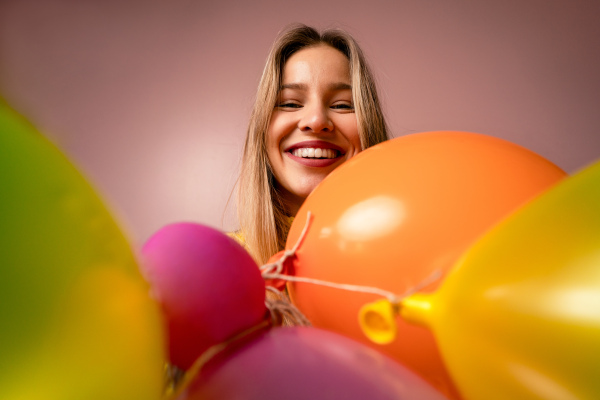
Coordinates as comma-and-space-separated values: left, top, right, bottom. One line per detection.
290, 147, 340, 159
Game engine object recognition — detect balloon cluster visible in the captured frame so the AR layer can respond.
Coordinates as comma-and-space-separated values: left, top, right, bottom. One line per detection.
141, 223, 448, 399
5, 95, 598, 400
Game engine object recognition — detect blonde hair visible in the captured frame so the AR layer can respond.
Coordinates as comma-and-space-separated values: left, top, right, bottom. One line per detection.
237, 24, 390, 264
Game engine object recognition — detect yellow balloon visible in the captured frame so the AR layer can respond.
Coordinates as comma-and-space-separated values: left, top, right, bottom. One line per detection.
399, 161, 600, 400
0, 101, 165, 399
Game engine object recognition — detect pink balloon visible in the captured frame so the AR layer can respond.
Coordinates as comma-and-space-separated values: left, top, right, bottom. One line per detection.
141, 223, 266, 370
175, 327, 449, 400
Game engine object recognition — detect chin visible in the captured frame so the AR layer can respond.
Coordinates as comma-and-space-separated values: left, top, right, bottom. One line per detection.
297, 181, 325, 198
281, 176, 328, 207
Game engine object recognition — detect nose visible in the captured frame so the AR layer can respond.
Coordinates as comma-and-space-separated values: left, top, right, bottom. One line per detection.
298, 104, 334, 134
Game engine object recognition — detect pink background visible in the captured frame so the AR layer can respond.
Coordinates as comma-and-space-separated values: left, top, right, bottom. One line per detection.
1, 0, 599, 246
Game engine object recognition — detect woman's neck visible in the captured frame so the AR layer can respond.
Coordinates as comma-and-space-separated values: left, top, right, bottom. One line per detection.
275, 185, 304, 217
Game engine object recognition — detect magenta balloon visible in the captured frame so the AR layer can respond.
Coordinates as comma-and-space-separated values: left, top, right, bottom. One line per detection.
141, 223, 266, 370
176, 327, 449, 400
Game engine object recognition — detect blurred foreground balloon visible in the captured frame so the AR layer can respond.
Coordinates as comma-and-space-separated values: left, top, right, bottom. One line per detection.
172, 327, 449, 400
398, 160, 600, 399
286, 131, 566, 398
0, 101, 164, 399
141, 223, 266, 370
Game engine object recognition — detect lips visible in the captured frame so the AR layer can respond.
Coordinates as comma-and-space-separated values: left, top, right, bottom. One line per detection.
284, 140, 345, 168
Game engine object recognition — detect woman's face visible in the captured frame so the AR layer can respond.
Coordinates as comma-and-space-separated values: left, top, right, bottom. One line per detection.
267, 44, 361, 215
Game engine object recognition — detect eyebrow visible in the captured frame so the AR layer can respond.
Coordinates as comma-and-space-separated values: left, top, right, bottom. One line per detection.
280, 82, 352, 91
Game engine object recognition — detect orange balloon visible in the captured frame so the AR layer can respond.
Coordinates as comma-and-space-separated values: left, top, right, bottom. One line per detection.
286, 131, 566, 399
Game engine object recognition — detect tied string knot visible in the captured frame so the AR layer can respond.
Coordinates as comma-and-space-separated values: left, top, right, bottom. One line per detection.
259, 212, 314, 327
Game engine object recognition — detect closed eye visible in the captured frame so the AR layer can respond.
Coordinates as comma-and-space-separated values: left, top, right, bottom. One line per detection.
331, 103, 354, 110
277, 102, 303, 109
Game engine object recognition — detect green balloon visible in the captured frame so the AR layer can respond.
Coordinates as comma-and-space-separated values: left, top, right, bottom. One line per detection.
0, 101, 164, 399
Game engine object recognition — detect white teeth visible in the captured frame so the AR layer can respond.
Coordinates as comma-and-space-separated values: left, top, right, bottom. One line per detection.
292, 147, 338, 159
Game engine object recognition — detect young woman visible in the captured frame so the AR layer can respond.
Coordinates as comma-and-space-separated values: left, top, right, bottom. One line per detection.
235, 24, 390, 265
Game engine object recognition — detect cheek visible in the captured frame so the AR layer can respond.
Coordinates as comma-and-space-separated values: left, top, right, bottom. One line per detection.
266, 124, 282, 159
341, 117, 361, 150
266, 112, 291, 148
266, 124, 284, 176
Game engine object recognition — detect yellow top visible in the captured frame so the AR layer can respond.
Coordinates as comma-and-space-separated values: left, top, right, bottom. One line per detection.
226, 230, 247, 249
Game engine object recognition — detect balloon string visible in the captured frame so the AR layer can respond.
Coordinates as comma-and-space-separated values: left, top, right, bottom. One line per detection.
266, 272, 401, 302
260, 211, 443, 304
